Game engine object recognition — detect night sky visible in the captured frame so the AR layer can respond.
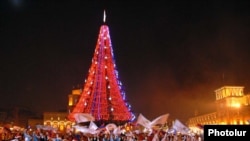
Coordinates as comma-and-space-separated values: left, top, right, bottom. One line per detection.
1, 0, 250, 122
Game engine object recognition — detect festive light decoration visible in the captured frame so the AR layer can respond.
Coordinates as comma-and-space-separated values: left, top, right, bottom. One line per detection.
68, 12, 134, 125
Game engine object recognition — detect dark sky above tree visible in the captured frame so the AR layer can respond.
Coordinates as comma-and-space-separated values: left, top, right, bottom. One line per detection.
1, 0, 250, 122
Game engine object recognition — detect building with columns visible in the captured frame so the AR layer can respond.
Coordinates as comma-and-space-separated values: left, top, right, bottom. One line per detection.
187, 85, 250, 129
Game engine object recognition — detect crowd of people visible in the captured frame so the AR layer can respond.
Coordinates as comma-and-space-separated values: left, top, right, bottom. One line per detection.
0, 125, 203, 141
0, 114, 204, 141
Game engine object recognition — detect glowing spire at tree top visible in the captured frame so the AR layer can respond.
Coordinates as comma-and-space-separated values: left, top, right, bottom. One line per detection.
103, 10, 106, 23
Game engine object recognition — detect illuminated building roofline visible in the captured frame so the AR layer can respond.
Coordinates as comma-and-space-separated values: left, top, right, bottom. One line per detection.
215, 86, 244, 92
215, 85, 245, 100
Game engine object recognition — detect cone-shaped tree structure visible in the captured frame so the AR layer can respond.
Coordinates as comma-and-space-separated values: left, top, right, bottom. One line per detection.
68, 15, 134, 125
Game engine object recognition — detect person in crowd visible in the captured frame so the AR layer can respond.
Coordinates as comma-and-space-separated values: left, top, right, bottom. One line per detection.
23, 130, 32, 141
32, 131, 40, 141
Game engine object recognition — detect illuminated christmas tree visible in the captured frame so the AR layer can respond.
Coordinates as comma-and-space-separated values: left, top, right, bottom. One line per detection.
68, 11, 134, 125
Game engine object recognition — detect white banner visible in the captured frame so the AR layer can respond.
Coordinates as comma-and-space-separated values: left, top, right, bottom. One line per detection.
74, 113, 95, 123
